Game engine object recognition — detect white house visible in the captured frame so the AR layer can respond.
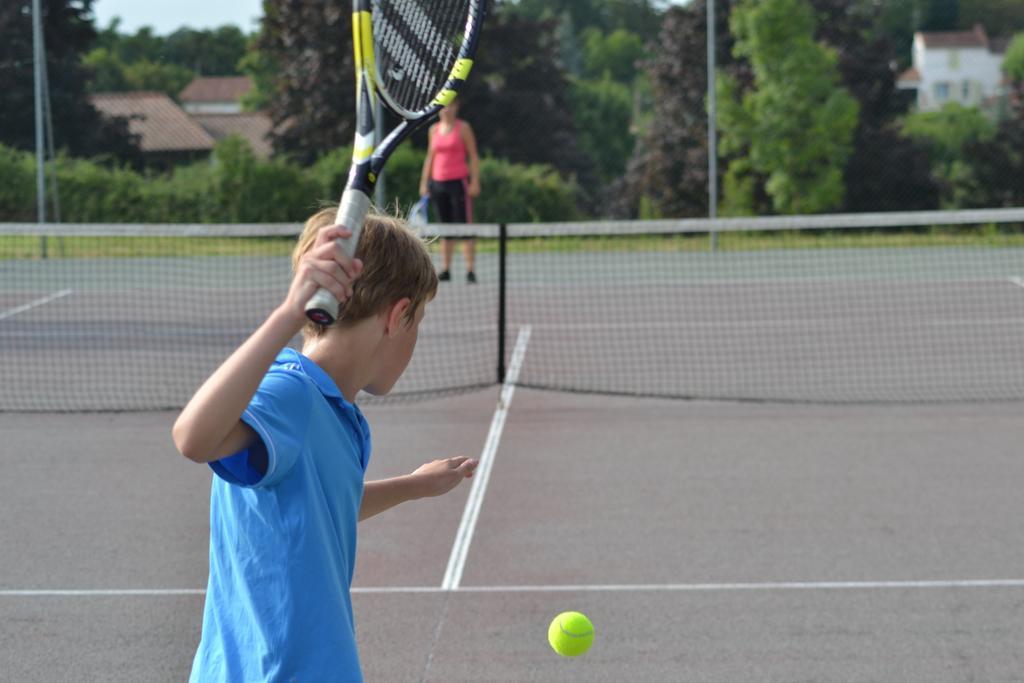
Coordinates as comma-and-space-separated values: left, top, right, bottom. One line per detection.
897, 25, 1010, 112
177, 76, 274, 157
179, 76, 253, 115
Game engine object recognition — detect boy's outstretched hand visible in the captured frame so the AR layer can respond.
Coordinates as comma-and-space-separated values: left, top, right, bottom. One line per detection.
360, 456, 479, 521
284, 224, 364, 323
412, 456, 478, 498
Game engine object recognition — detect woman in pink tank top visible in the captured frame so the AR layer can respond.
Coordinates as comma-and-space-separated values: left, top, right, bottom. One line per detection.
419, 98, 481, 283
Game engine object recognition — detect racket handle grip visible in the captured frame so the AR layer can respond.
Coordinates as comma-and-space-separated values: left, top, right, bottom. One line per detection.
304, 189, 372, 325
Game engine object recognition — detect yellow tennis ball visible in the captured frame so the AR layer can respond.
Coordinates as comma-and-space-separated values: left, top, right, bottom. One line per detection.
548, 611, 594, 657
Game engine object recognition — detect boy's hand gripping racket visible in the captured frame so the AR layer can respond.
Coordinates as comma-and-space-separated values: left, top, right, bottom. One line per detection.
304, 0, 487, 325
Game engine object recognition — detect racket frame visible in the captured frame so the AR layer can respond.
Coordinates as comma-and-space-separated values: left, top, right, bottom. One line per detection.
305, 0, 485, 325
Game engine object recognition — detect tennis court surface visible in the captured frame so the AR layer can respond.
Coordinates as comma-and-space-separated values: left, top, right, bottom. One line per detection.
3, 213, 1024, 680
3, 395, 1024, 681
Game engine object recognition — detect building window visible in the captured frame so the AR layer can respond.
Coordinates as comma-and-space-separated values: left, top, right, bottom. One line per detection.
962, 80, 972, 101
948, 50, 960, 69
934, 82, 950, 101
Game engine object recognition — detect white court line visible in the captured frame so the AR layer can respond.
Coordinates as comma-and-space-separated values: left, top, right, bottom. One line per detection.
505, 318, 1024, 332
1009, 277, 1024, 289
451, 579, 1024, 593
373, 579, 1024, 593
0, 589, 204, 597
7, 580, 1024, 598
435, 316, 1024, 336
507, 276, 1021, 288
440, 326, 532, 591
0, 289, 73, 321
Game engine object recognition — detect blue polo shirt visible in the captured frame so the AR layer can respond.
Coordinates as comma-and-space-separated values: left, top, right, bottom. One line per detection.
190, 348, 371, 683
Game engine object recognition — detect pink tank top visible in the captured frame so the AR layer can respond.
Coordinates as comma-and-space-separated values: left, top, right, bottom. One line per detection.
430, 120, 469, 182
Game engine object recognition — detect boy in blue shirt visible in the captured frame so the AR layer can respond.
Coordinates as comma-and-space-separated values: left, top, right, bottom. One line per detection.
173, 208, 477, 681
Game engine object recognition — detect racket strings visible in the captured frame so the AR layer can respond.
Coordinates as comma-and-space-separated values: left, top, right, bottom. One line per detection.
373, 0, 470, 113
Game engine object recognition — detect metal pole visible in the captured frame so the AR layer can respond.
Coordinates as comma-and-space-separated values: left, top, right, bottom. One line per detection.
42, 36, 60, 224
32, 0, 47, 258
707, 0, 718, 252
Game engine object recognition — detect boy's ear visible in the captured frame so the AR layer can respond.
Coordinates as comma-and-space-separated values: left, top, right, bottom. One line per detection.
384, 298, 413, 337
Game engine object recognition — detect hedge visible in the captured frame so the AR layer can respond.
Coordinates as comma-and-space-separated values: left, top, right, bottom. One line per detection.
0, 138, 581, 224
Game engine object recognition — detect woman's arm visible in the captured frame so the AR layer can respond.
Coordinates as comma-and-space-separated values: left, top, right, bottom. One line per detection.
419, 125, 436, 197
172, 225, 362, 464
461, 121, 481, 198
359, 456, 477, 521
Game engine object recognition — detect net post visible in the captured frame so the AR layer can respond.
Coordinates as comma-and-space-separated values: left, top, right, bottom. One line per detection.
497, 223, 507, 384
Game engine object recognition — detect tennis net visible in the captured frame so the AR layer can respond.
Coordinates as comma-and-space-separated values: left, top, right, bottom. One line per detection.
3, 208, 1024, 411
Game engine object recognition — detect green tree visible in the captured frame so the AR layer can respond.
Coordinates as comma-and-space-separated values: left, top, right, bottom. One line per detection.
902, 102, 997, 206
0, 0, 139, 160
238, 31, 277, 112
580, 27, 645, 83
122, 60, 193, 95
875, 0, 916, 67
458, 11, 597, 202
621, 0, 747, 218
94, 21, 163, 63
811, 0, 939, 211
960, 116, 1024, 207
208, 136, 320, 222
717, 0, 859, 214
312, 144, 581, 221
86, 22, 249, 100
82, 47, 129, 91
921, 0, 960, 31
877, 0, 962, 66
311, 144, 426, 211
472, 157, 582, 222
569, 75, 634, 182
93, 21, 248, 75
254, 0, 357, 163
958, 0, 1024, 35
554, 11, 583, 76
506, 0, 663, 41
902, 102, 996, 164
83, 47, 194, 97
163, 26, 248, 75
1005, 33, 1024, 83
0, 144, 37, 220
1002, 33, 1024, 123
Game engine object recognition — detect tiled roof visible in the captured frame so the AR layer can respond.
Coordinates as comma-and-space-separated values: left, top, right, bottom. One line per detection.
192, 113, 274, 157
919, 25, 988, 49
90, 92, 215, 153
897, 67, 921, 84
179, 76, 253, 103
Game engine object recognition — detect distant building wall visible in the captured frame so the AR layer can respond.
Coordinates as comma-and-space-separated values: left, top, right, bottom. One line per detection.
182, 102, 244, 115
900, 27, 1007, 112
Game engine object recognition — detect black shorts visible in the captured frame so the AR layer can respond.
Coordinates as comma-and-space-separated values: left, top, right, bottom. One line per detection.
428, 178, 473, 237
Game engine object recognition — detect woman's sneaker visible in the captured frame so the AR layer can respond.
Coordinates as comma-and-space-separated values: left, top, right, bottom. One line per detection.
466, 271, 477, 284
438, 270, 451, 282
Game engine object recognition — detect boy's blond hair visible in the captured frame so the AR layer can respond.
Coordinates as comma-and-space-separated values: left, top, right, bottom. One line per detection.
293, 207, 437, 339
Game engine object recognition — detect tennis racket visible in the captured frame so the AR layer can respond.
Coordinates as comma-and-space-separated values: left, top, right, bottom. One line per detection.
407, 195, 430, 227
304, 0, 487, 325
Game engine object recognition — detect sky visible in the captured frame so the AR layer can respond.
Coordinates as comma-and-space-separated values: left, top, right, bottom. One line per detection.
91, 0, 265, 35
